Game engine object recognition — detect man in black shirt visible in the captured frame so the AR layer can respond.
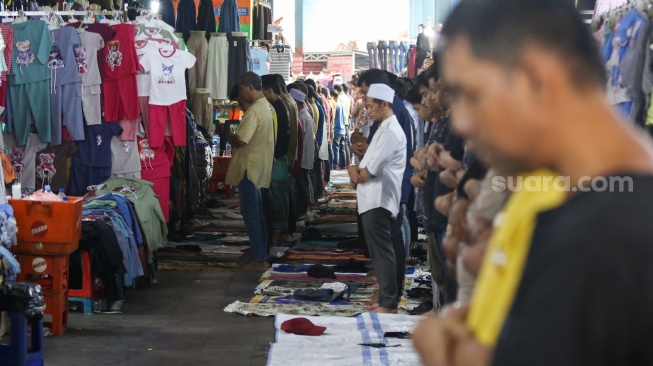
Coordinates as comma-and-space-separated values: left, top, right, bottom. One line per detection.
413, 0, 653, 365
261, 74, 291, 246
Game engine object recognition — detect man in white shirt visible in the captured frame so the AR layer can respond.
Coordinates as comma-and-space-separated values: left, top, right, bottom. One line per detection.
348, 84, 407, 313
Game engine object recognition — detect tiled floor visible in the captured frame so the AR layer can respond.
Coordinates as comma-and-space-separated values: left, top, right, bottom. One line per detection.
43, 270, 274, 366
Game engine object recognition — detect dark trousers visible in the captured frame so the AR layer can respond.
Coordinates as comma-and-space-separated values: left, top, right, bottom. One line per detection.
323, 145, 331, 183
175, 0, 196, 42
392, 207, 406, 299
389, 40, 400, 74
159, 0, 175, 28
399, 41, 409, 71
197, 0, 217, 41
361, 208, 398, 309
227, 35, 251, 97
344, 126, 351, 166
367, 41, 378, 69
333, 133, 346, 169
416, 49, 427, 70
377, 41, 388, 71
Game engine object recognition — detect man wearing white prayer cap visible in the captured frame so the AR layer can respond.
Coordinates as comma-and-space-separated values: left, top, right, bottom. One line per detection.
348, 83, 407, 314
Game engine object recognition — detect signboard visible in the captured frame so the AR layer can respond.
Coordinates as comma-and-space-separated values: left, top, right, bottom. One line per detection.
292, 58, 304, 77
267, 24, 283, 33
326, 56, 354, 81
303, 61, 323, 74
215, 7, 250, 16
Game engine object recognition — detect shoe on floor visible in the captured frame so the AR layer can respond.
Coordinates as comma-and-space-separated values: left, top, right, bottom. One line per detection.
408, 300, 433, 315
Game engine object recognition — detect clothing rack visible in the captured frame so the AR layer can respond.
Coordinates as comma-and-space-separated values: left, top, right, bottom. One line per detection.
594, 0, 650, 19
0, 11, 91, 16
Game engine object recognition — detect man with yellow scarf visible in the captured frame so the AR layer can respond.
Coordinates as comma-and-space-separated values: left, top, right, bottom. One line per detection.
413, 0, 653, 365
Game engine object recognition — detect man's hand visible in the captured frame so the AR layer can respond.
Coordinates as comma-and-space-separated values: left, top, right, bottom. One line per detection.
227, 134, 246, 148
413, 304, 471, 366
411, 169, 428, 188
413, 304, 492, 366
426, 143, 443, 171
351, 142, 369, 158
348, 166, 362, 187
440, 169, 460, 189
357, 168, 371, 183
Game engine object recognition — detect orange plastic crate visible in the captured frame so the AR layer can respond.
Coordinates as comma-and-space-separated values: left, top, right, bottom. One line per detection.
43, 291, 68, 336
9, 197, 83, 255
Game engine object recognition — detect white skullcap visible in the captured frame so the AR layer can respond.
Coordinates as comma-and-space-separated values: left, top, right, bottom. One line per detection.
367, 83, 395, 103
290, 89, 306, 102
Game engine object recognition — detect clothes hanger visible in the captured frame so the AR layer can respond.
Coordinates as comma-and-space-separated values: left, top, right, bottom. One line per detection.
46, 11, 59, 29
13, 9, 27, 24
82, 10, 95, 24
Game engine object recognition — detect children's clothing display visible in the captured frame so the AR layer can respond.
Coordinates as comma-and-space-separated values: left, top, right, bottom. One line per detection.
77, 29, 104, 126
69, 121, 123, 195
49, 26, 84, 145
103, 24, 140, 121
10, 20, 53, 146
139, 48, 196, 147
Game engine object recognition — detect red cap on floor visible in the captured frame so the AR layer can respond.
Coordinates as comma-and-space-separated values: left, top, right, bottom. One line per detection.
280, 318, 327, 336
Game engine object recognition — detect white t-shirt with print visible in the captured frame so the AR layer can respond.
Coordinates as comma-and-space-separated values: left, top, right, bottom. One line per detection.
139, 48, 196, 106
135, 41, 161, 97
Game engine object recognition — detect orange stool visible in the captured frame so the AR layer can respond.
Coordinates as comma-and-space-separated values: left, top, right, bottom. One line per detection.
69, 251, 96, 315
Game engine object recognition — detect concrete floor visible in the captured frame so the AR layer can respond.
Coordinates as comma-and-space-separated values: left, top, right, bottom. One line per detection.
43, 270, 275, 366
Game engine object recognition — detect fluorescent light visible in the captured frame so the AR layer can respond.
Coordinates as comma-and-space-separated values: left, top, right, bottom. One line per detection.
151, 0, 160, 13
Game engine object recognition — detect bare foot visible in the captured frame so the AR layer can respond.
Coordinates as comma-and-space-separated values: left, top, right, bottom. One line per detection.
372, 307, 398, 314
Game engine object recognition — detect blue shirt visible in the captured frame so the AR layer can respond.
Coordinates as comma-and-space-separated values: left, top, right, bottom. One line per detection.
367, 96, 414, 204
334, 102, 346, 134
71, 121, 123, 167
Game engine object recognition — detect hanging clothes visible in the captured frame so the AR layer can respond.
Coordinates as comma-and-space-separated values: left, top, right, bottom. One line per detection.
175, 0, 197, 43
269, 45, 292, 83
207, 33, 228, 100
196, 0, 216, 41
217, 0, 241, 34
10, 20, 53, 146
49, 26, 84, 145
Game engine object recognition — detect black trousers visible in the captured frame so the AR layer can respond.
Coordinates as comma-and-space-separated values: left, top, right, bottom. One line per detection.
227, 35, 251, 96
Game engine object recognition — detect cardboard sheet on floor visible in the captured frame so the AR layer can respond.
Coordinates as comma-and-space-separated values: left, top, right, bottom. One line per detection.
267, 313, 424, 366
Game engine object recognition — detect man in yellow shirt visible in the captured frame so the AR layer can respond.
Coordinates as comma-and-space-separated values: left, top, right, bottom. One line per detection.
225, 72, 275, 271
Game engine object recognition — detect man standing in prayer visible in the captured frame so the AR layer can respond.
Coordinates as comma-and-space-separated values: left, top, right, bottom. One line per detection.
349, 84, 406, 314
261, 75, 291, 246
225, 72, 275, 271
291, 88, 316, 207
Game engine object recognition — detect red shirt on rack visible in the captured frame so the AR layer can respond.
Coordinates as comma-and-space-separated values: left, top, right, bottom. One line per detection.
104, 24, 138, 80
